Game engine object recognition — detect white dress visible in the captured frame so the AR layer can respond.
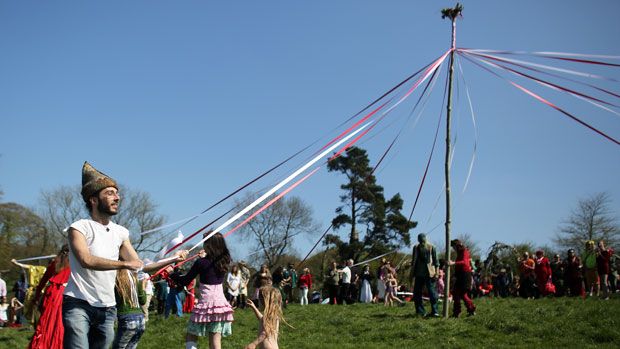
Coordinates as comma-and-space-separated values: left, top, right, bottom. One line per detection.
226, 272, 241, 297
359, 272, 373, 303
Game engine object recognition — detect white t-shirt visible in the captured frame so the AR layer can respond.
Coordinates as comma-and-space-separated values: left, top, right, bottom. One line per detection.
227, 272, 241, 297
64, 219, 129, 307
342, 266, 352, 284
0, 303, 8, 321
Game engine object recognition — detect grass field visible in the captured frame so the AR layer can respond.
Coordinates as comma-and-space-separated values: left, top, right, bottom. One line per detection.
1, 296, 619, 348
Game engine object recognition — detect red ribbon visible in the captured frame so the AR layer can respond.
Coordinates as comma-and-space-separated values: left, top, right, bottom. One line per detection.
459, 52, 620, 146
149, 253, 201, 281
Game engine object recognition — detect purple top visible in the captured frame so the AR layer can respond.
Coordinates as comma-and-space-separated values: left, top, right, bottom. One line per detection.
170, 258, 225, 286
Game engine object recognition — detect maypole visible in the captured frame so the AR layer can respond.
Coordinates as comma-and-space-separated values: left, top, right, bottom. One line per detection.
440, 3, 463, 318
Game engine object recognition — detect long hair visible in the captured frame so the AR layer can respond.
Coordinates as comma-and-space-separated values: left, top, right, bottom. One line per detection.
55, 244, 70, 273
203, 231, 231, 277
115, 270, 139, 308
258, 286, 291, 338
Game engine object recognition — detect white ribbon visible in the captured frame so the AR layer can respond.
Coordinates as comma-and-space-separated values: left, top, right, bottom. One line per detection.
16, 254, 56, 262
190, 120, 374, 251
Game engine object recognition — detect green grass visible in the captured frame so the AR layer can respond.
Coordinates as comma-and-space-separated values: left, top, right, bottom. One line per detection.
2, 297, 620, 348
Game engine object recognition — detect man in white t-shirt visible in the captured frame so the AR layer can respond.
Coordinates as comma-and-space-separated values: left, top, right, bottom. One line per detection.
63, 162, 144, 349
338, 259, 353, 304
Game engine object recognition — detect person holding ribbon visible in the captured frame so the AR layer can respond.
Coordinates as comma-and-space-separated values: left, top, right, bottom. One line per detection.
28, 245, 71, 349
10, 257, 47, 324
62, 162, 145, 349
167, 232, 234, 349
448, 239, 476, 317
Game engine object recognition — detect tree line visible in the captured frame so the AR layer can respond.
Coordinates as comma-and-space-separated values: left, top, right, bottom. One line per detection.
1, 148, 617, 287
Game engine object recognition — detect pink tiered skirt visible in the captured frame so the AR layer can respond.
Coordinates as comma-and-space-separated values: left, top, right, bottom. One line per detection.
187, 283, 234, 337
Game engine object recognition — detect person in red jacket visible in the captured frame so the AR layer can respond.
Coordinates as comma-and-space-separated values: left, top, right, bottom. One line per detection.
449, 239, 476, 317
535, 250, 554, 297
298, 268, 313, 306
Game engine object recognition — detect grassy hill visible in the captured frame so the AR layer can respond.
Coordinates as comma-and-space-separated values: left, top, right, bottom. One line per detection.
2, 297, 619, 348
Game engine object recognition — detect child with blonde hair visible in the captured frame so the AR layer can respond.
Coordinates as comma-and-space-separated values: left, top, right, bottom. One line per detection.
384, 272, 404, 307
112, 269, 146, 349
245, 286, 289, 349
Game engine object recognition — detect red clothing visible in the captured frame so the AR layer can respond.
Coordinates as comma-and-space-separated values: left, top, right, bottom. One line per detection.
563, 256, 585, 297
454, 247, 472, 273
183, 279, 195, 313
298, 273, 313, 289
535, 257, 553, 296
519, 258, 536, 277
28, 266, 70, 349
597, 248, 613, 275
33, 260, 56, 306
478, 282, 493, 295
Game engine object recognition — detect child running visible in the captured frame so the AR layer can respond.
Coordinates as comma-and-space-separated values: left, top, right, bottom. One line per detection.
245, 286, 288, 349
112, 270, 146, 349
168, 232, 234, 349
384, 271, 404, 307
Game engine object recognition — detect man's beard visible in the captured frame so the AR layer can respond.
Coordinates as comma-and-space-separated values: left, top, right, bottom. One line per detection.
98, 200, 118, 216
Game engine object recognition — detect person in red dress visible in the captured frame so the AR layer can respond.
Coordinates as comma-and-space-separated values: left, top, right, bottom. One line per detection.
449, 239, 476, 317
183, 278, 196, 313
534, 250, 554, 297
596, 240, 613, 300
28, 245, 71, 349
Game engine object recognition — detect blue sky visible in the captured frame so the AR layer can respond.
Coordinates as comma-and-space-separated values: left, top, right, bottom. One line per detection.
2, 1, 619, 262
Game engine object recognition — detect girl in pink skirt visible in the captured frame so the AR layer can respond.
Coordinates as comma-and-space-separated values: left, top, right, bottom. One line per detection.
168, 232, 234, 349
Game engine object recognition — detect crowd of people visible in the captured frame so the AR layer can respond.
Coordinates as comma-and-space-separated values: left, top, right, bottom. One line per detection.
507, 240, 618, 300
0, 161, 617, 349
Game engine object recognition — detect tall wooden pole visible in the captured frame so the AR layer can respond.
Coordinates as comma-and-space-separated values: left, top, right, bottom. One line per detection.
441, 3, 462, 319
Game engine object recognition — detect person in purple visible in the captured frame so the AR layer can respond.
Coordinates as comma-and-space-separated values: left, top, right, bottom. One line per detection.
167, 232, 234, 349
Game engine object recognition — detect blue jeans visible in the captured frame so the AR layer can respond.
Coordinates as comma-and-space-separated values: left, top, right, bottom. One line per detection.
112, 313, 146, 349
62, 295, 116, 349
164, 288, 182, 318
413, 275, 439, 315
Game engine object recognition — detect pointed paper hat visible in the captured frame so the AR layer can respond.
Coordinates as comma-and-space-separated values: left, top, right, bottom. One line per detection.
81, 161, 118, 202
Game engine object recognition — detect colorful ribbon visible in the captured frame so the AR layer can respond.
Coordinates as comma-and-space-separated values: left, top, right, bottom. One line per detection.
460, 52, 619, 146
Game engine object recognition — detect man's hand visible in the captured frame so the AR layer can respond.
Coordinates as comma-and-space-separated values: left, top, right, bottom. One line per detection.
165, 266, 174, 274
125, 259, 144, 271
174, 250, 189, 261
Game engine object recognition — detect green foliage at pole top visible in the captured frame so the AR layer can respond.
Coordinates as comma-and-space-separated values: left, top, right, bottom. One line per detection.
441, 3, 463, 21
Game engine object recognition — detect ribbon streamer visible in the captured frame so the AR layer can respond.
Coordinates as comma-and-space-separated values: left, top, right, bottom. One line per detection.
164, 207, 235, 255
189, 121, 374, 252
16, 254, 56, 263
457, 58, 479, 193
459, 49, 618, 83
149, 253, 202, 280
351, 249, 398, 267
297, 224, 333, 269
460, 53, 620, 146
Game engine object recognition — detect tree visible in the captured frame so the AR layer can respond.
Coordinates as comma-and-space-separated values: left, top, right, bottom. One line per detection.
327, 146, 416, 261
554, 192, 619, 253
483, 241, 535, 276
0, 202, 50, 270
38, 184, 167, 255
454, 233, 482, 261
237, 194, 319, 268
